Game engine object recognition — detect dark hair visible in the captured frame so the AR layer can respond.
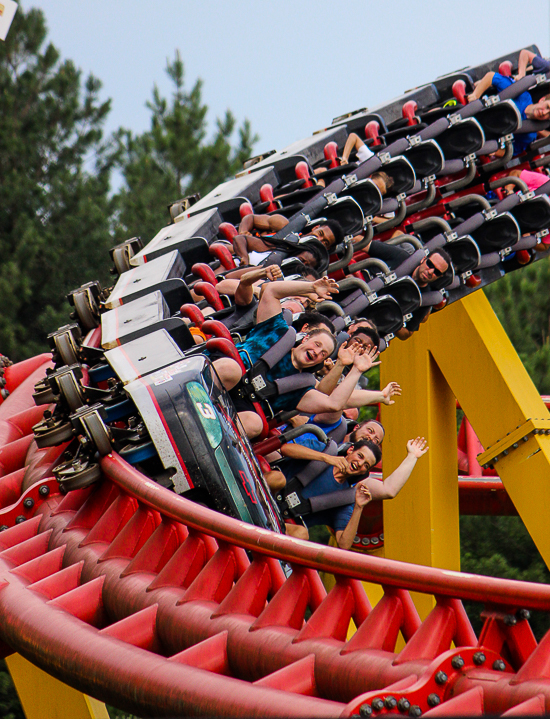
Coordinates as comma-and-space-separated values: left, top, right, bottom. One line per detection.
293, 311, 335, 334
297, 238, 330, 273
312, 219, 344, 246
297, 266, 321, 280
350, 419, 385, 445
428, 247, 452, 267
352, 438, 383, 467
349, 325, 380, 350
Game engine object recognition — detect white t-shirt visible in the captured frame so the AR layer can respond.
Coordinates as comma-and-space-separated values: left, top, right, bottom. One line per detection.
357, 143, 375, 162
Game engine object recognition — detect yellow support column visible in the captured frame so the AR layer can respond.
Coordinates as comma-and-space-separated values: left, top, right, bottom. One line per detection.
380, 292, 550, 585
380, 316, 460, 618
6, 654, 109, 719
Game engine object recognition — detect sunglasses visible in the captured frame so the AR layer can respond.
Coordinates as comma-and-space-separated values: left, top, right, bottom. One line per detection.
425, 258, 445, 277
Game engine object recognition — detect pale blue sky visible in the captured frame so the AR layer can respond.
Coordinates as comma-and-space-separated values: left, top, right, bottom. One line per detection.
25, 0, 550, 156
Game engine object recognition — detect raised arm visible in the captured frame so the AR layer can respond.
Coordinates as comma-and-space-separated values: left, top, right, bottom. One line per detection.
335, 480, 372, 549
344, 381, 402, 408
257, 276, 338, 323
516, 49, 536, 80
238, 213, 289, 235
280, 442, 349, 472
296, 348, 379, 415
366, 437, 428, 500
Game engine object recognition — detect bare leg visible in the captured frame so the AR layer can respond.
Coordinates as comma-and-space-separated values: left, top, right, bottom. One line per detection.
238, 410, 264, 439
285, 523, 309, 540
212, 357, 242, 391
264, 469, 286, 492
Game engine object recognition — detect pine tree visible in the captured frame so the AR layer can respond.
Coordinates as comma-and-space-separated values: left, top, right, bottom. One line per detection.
0, 6, 114, 360
112, 51, 258, 244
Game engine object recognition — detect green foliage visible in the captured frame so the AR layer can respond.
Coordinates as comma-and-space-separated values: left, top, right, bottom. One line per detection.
0, 6, 114, 360
0, 661, 24, 719
484, 256, 550, 392
460, 515, 550, 639
111, 51, 258, 245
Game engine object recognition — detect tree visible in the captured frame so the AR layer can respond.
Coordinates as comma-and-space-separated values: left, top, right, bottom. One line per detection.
484, 256, 550, 393
0, 6, 114, 361
112, 52, 258, 244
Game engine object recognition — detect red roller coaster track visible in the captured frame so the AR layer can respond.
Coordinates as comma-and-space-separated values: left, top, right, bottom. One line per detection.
0, 358, 550, 717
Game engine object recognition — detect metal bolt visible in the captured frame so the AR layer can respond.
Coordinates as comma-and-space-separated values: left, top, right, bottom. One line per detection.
473, 652, 486, 665
533, 429, 539, 435
409, 705, 422, 717
523, 436, 529, 442
384, 696, 397, 710
23, 498, 34, 509
493, 659, 506, 671
451, 655, 465, 669
398, 698, 411, 712
502, 449, 508, 456
435, 671, 448, 685
427, 694, 440, 708
0, 525, 8, 532
276, 495, 282, 501
371, 698, 384, 711
512, 443, 518, 449
359, 704, 372, 718
504, 614, 517, 626
517, 608, 531, 621
15, 516, 26, 524
38, 485, 50, 497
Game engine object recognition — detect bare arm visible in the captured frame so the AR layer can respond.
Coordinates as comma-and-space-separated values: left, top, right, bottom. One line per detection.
297, 349, 378, 414
280, 442, 349, 471
365, 437, 428, 500
335, 480, 372, 549
257, 276, 338, 323
238, 213, 289, 235
344, 382, 401, 408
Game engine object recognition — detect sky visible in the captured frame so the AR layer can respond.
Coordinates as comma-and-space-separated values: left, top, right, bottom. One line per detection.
22, 0, 550, 162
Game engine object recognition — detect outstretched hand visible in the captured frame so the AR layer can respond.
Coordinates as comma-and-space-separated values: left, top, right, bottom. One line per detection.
311, 276, 339, 300
381, 381, 402, 406
407, 436, 429, 458
337, 338, 362, 366
352, 345, 380, 373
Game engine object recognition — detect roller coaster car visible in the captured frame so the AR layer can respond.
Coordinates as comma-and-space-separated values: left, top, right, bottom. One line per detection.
122, 353, 285, 533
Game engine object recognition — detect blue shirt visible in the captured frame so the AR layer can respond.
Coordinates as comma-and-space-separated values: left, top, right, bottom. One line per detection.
491, 73, 536, 154
236, 313, 311, 413
281, 436, 354, 533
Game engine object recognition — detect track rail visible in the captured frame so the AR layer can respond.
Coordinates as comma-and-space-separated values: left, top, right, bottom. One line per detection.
0, 361, 550, 716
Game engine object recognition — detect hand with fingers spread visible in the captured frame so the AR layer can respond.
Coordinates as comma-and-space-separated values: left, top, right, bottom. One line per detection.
381, 381, 402, 406
352, 345, 381, 373
407, 436, 429, 458
337, 338, 362, 366
311, 276, 339, 300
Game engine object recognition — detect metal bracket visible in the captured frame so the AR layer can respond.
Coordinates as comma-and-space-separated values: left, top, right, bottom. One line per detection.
448, 112, 462, 125
478, 418, 550, 468
343, 174, 358, 187
483, 208, 498, 221
396, 192, 407, 202
499, 247, 513, 259
378, 152, 391, 164
445, 231, 458, 242
324, 192, 338, 205
519, 190, 536, 202
366, 292, 378, 302
408, 134, 422, 146
383, 272, 397, 285
482, 95, 499, 107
